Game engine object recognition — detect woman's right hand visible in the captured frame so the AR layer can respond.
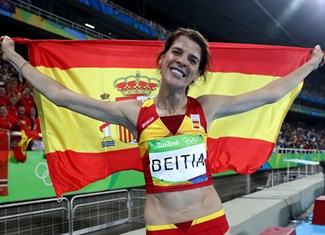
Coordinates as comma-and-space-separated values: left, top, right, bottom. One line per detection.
0, 36, 15, 61
310, 45, 324, 70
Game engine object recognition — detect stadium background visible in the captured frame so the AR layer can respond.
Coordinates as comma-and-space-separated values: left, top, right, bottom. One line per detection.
0, 0, 325, 234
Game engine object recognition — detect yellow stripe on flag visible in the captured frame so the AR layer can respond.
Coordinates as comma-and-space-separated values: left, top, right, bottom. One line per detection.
36, 67, 301, 152
189, 72, 302, 142
36, 67, 160, 153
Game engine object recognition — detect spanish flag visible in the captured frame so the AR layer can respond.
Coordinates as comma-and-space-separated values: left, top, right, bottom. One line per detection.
16, 39, 309, 197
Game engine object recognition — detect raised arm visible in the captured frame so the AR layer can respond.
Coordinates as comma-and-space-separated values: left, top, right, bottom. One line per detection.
199, 45, 324, 126
0, 36, 140, 135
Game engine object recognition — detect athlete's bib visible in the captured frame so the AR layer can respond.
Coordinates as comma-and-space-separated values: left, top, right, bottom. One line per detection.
148, 134, 208, 186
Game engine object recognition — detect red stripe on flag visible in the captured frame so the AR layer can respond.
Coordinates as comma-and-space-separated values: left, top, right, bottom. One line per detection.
99, 122, 110, 132
118, 126, 123, 142
22, 39, 163, 69
207, 137, 275, 174
46, 147, 142, 197
128, 131, 132, 143
123, 127, 127, 142
209, 43, 310, 76
47, 136, 274, 196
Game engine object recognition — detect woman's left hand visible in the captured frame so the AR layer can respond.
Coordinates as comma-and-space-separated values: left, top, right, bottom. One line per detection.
310, 45, 324, 70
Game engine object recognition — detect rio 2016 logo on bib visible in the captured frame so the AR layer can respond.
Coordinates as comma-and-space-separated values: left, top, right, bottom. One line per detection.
156, 139, 180, 149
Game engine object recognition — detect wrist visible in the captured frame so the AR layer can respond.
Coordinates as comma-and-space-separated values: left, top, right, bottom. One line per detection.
306, 59, 320, 71
6, 49, 25, 71
18, 61, 30, 82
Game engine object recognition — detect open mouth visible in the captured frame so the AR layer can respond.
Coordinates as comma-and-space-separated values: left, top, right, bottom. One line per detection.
170, 68, 185, 78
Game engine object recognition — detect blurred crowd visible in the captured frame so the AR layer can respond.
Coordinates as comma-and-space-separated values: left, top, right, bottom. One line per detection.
301, 81, 325, 101
277, 122, 325, 150
0, 60, 40, 148
0, 60, 325, 150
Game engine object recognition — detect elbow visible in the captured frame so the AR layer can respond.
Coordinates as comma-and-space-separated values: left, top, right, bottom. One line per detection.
267, 95, 280, 104
48, 96, 65, 108
45, 89, 67, 107
264, 89, 283, 104
54, 95, 68, 108
55, 99, 65, 108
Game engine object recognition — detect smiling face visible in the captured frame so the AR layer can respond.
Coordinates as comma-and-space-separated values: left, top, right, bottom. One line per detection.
159, 36, 201, 90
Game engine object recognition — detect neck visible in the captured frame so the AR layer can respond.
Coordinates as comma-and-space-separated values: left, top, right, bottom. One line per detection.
155, 93, 187, 116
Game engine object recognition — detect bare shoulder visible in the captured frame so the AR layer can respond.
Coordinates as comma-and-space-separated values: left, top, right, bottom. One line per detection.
97, 98, 143, 127
196, 94, 225, 119
115, 98, 143, 115
116, 98, 143, 106
196, 94, 224, 105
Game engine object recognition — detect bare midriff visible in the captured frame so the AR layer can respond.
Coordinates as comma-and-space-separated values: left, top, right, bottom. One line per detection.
144, 185, 222, 225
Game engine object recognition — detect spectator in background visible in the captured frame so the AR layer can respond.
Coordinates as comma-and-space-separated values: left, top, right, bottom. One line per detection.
29, 106, 41, 134
0, 104, 12, 130
28, 105, 43, 151
5, 78, 19, 97
277, 121, 325, 150
19, 86, 35, 115
10, 104, 32, 147
11, 105, 31, 132
6, 92, 18, 119
23, 81, 34, 90
0, 86, 7, 105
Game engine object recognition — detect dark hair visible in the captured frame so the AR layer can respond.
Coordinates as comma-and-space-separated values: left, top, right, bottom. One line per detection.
157, 28, 211, 81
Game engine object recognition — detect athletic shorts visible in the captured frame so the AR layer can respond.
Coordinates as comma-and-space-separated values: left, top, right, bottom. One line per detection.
146, 209, 229, 235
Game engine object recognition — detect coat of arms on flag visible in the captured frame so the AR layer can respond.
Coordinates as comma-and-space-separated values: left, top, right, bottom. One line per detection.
112, 70, 160, 144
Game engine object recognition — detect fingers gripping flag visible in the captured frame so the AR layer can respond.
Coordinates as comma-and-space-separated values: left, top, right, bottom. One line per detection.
15, 38, 309, 197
